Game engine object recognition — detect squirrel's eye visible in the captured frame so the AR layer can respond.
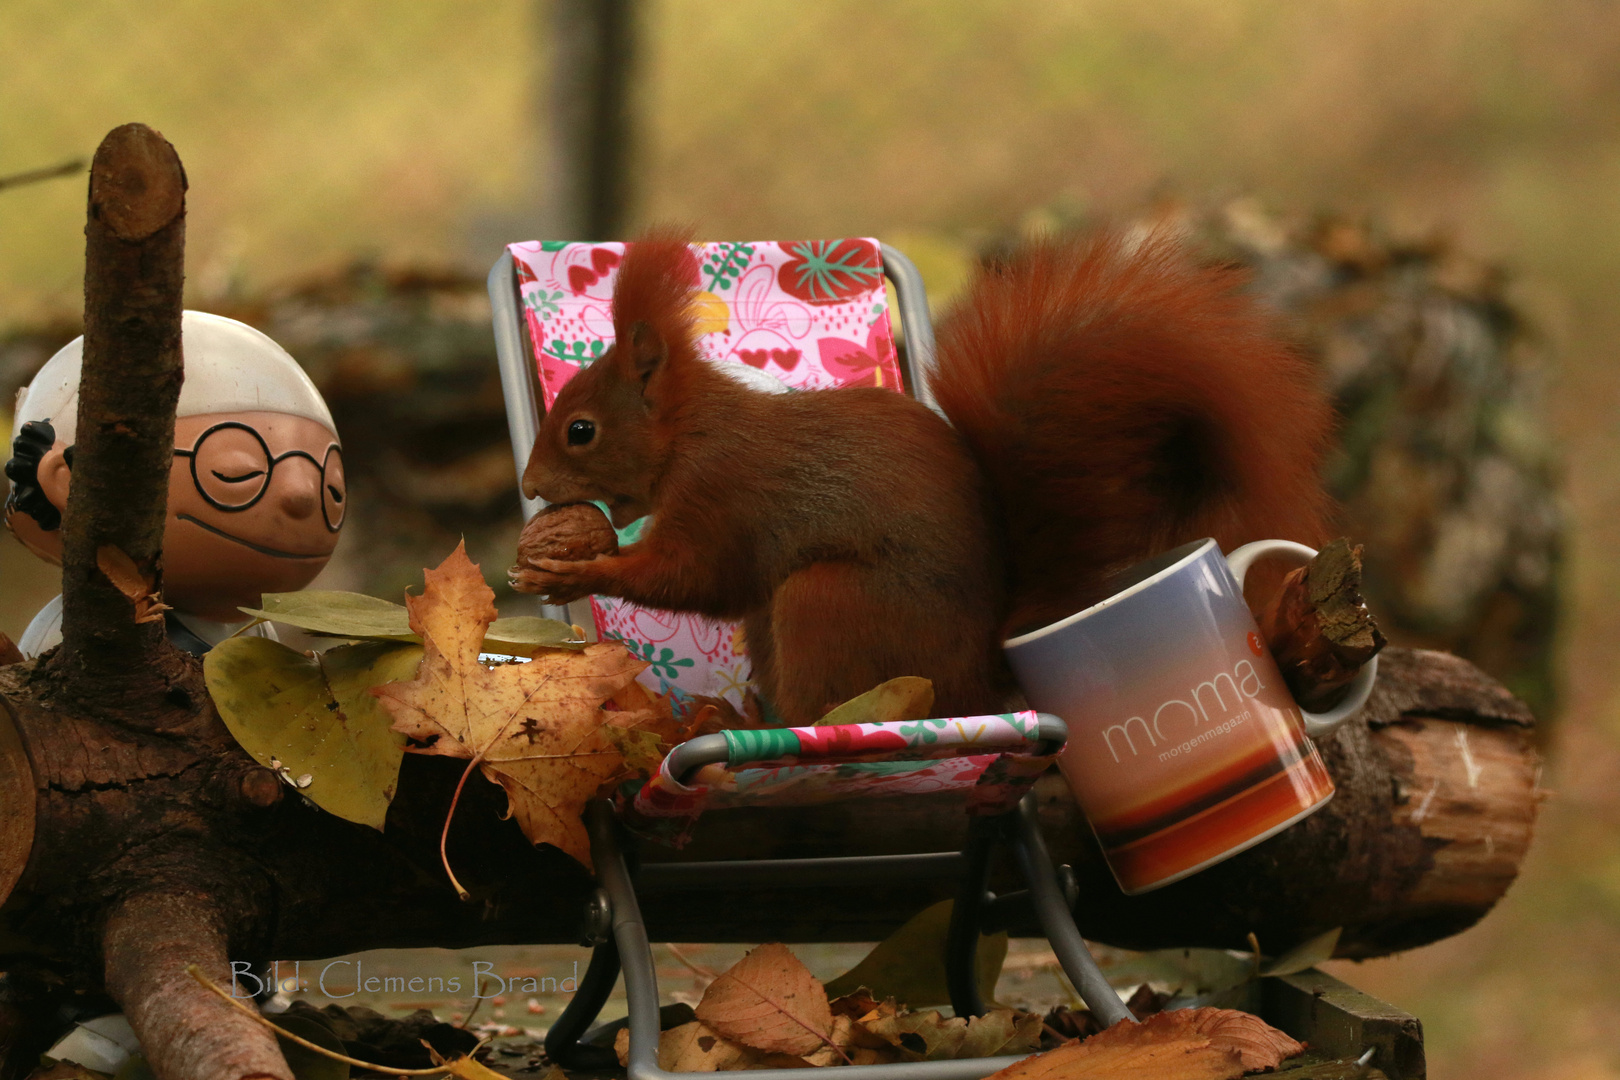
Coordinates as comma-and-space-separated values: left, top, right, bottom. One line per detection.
566, 419, 597, 446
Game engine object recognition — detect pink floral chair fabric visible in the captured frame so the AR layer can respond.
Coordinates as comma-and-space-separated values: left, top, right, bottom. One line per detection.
506, 239, 904, 714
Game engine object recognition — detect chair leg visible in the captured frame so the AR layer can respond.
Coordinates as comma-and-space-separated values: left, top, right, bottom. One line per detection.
586, 800, 665, 1080
543, 937, 622, 1070
1010, 793, 1134, 1029
947, 814, 1002, 1018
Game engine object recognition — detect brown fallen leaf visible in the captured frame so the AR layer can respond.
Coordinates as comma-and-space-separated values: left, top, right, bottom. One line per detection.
995, 1008, 1306, 1080
829, 988, 892, 1020
372, 542, 666, 880
97, 544, 170, 623
1176, 1008, 1308, 1072
614, 1021, 811, 1072
861, 1005, 1042, 1062
801, 1014, 906, 1067
0, 631, 22, 666
985, 1030, 1242, 1080
694, 943, 844, 1060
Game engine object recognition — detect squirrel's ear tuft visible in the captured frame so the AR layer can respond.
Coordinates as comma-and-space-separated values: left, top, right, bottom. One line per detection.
612, 224, 700, 378
626, 321, 666, 383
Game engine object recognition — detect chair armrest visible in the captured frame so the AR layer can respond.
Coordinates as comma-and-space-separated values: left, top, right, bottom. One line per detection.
662, 712, 1067, 785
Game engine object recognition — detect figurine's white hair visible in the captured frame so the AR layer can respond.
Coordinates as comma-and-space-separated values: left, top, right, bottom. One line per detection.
14, 311, 337, 445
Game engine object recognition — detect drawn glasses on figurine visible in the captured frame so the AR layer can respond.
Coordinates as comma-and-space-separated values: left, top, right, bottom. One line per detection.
173, 420, 345, 531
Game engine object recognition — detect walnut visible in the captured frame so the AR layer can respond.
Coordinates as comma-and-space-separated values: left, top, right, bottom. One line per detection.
509, 503, 619, 594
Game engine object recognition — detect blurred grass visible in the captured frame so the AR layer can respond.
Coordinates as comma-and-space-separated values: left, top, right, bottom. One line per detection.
5, 2, 1620, 1076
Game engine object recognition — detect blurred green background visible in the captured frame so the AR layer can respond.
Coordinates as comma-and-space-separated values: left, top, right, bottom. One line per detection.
4, 2, 1619, 1077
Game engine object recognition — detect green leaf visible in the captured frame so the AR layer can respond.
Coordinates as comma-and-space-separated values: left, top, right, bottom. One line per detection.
823, 899, 1005, 1008
241, 590, 416, 640
1102, 945, 1255, 998
815, 676, 935, 727
485, 615, 588, 653
1262, 927, 1343, 977
241, 592, 585, 652
205, 637, 422, 830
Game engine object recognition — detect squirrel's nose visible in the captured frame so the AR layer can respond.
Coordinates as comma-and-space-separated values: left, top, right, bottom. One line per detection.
521, 460, 546, 501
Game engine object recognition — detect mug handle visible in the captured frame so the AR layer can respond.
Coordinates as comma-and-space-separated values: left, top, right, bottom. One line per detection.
1226, 539, 1378, 739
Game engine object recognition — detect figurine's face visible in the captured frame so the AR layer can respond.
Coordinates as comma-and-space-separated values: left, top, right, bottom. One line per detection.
6, 411, 344, 622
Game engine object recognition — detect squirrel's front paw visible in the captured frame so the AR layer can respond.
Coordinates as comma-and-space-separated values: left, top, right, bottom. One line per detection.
508, 556, 608, 605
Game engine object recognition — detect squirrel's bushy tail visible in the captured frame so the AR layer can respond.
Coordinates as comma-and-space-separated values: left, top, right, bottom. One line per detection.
929, 228, 1336, 633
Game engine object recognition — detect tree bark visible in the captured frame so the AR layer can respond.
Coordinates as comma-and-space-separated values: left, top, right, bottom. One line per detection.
1258, 538, 1387, 712
54, 123, 188, 691
103, 893, 289, 1080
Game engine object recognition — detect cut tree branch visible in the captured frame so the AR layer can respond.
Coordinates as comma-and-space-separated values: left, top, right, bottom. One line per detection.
103, 892, 288, 1080
1257, 538, 1388, 711
55, 123, 187, 689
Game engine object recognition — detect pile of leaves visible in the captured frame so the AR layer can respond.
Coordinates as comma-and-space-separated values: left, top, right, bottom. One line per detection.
614, 943, 1039, 1071
609, 942, 1306, 1078
204, 541, 965, 885
205, 543, 690, 888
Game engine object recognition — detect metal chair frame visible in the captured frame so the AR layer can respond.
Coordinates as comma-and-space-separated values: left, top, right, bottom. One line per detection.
486, 244, 1133, 1079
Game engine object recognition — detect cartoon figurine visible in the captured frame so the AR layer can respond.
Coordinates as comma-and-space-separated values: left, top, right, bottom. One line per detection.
4, 310, 345, 657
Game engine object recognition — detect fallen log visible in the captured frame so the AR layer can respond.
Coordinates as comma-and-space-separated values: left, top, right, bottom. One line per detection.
1, 643, 1537, 1006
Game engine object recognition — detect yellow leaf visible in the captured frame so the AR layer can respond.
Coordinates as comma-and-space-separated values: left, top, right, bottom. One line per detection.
600, 724, 668, 776
205, 637, 420, 829
815, 676, 935, 727
370, 541, 649, 869
445, 1055, 509, 1080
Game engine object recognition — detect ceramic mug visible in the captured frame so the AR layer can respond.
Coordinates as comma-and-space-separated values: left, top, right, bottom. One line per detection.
1003, 538, 1377, 895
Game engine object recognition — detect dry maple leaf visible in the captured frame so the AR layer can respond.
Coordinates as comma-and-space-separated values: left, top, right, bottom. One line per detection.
693, 943, 845, 1061
371, 542, 665, 883
97, 545, 171, 624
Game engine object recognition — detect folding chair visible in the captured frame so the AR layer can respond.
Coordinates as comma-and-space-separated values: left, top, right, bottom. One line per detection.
487, 241, 1133, 1079
489, 238, 940, 712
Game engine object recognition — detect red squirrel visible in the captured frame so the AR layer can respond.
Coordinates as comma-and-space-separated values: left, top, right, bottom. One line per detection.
518, 226, 1334, 725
